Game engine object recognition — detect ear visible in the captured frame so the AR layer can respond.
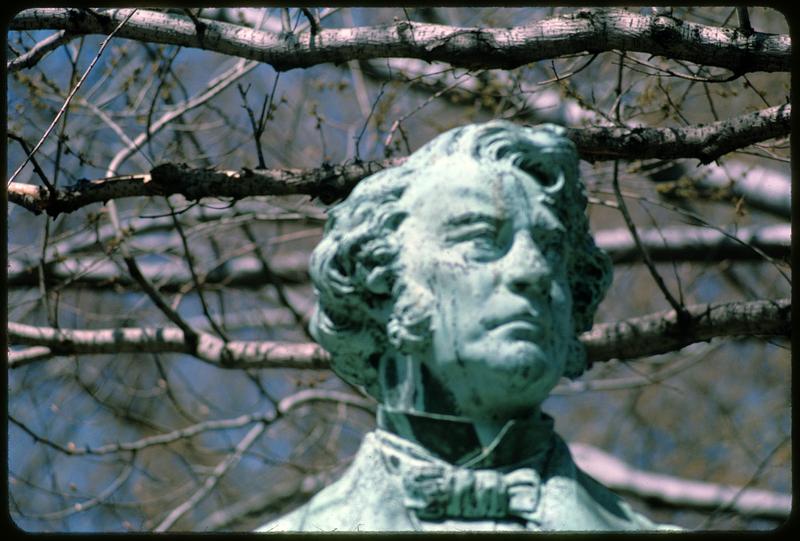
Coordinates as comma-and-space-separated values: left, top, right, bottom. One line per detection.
364, 265, 393, 295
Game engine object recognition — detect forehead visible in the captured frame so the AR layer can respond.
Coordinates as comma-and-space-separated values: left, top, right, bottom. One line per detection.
401, 159, 546, 219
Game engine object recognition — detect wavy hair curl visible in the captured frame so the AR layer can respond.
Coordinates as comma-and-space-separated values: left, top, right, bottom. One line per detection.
309, 121, 612, 399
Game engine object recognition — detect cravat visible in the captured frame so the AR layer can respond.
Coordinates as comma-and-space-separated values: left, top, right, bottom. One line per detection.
402, 464, 542, 520
376, 428, 553, 522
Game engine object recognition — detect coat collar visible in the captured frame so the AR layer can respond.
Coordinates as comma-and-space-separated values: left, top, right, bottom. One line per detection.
377, 406, 556, 469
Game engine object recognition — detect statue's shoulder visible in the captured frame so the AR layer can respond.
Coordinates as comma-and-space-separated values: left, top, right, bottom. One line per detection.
544, 436, 679, 531
570, 458, 680, 531
256, 432, 414, 532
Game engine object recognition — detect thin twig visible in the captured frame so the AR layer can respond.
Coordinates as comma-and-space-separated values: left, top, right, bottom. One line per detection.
611, 163, 688, 319
300, 8, 319, 35
122, 255, 200, 351
384, 71, 477, 149
20, 464, 135, 520
7, 133, 54, 192
736, 7, 754, 36
167, 198, 229, 341
153, 422, 265, 531
8, 9, 137, 185
241, 223, 312, 339
611, 53, 686, 319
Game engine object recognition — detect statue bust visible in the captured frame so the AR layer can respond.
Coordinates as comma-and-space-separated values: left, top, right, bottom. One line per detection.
258, 121, 675, 531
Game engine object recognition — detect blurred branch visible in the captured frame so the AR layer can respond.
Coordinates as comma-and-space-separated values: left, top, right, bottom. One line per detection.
9, 103, 789, 216
196, 471, 329, 531
9, 222, 789, 292
153, 422, 266, 531
694, 162, 791, 218
554, 342, 721, 394
595, 224, 790, 264
8, 254, 309, 290
9, 390, 374, 457
8, 347, 55, 367
570, 442, 791, 520
7, 30, 77, 72
9, 298, 790, 369
16, 464, 134, 520
11, 8, 791, 73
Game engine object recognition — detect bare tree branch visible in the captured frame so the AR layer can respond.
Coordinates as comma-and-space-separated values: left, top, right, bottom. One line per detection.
16, 464, 135, 521
8, 224, 788, 293
152, 421, 264, 532
196, 471, 330, 531
8, 298, 790, 369
565, 103, 790, 164
595, 223, 790, 264
9, 390, 374, 457
695, 162, 791, 218
7, 159, 404, 216
8, 253, 310, 290
8, 10, 138, 185
8, 103, 788, 216
7, 322, 330, 370
10, 8, 791, 73
583, 297, 790, 366
7, 30, 77, 72
570, 442, 791, 520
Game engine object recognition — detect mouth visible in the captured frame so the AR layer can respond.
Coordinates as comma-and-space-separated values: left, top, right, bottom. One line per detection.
489, 313, 547, 340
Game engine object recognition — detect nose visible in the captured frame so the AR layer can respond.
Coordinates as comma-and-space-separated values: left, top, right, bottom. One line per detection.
502, 233, 552, 298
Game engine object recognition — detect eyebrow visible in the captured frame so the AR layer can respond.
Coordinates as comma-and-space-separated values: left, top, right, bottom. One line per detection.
442, 211, 501, 228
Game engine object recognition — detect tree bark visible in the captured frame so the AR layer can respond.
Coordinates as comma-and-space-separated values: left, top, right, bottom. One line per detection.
10, 8, 791, 73
8, 105, 789, 216
8, 298, 791, 369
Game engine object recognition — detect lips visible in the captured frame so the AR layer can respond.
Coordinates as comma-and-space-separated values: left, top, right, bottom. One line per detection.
485, 310, 548, 340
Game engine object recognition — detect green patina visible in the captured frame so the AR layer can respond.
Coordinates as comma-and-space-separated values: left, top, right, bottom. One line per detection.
258, 122, 676, 532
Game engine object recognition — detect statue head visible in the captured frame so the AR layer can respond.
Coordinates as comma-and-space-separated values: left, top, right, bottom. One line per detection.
309, 121, 612, 420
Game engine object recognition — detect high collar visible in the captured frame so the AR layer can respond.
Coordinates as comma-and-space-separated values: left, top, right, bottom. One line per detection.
377, 406, 556, 470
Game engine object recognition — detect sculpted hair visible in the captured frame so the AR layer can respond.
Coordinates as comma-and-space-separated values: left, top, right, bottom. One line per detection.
310, 121, 612, 397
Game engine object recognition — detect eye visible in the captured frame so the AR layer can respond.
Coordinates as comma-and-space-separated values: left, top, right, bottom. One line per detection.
445, 222, 505, 258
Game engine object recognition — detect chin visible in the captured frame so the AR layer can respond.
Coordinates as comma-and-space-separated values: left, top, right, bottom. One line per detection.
475, 355, 561, 403
492, 343, 562, 377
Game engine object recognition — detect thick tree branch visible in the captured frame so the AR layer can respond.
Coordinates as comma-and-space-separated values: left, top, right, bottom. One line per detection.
8, 224, 789, 292
8, 159, 404, 216
8, 298, 790, 369
583, 298, 790, 366
565, 103, 790, 164
10, 8, 790, 73
8, 104, 788, 216
570, 443, 791, 520
7, 322, 329, 370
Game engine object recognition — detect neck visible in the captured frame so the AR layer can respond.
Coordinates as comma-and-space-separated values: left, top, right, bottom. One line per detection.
378, 405, 555, 468
471, 416, 527, 447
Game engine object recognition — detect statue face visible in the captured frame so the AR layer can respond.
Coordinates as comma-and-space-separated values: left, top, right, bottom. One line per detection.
395, 160, 573, 420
